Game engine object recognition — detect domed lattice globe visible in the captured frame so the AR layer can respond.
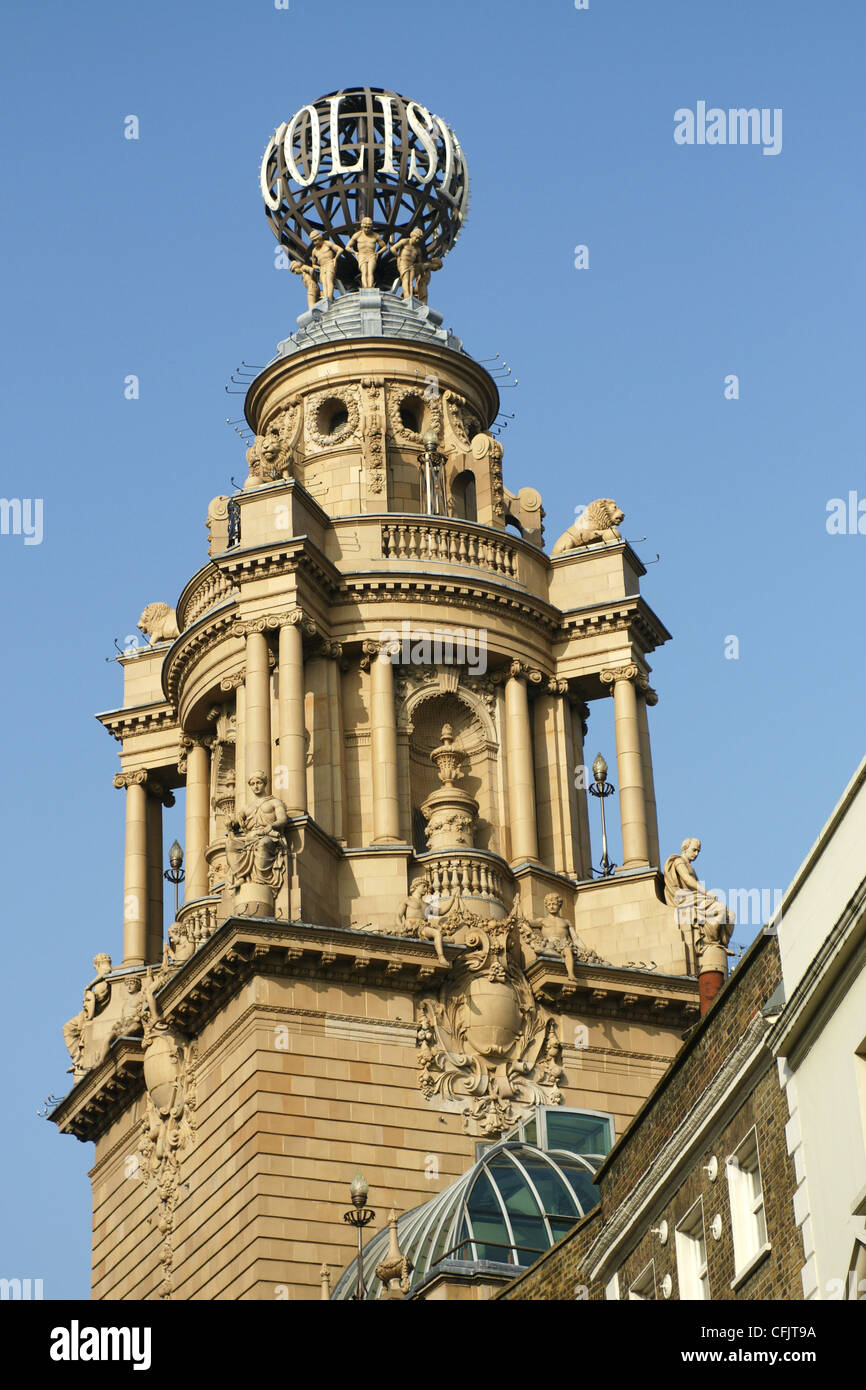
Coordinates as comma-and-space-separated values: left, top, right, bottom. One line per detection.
260, 87, 470, 291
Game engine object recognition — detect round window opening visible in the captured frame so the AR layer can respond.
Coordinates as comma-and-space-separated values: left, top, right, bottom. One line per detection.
317, 397, 350, 438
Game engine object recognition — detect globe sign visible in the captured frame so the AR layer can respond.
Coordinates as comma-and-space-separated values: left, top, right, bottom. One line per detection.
260, 87, 470, 292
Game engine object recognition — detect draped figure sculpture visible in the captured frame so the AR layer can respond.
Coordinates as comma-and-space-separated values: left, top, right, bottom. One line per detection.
226, 771, 290, 916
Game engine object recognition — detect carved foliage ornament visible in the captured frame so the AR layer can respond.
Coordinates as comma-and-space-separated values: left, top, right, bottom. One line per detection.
305, 387, 359, 450
416, 897, 564, 1137
386, 383, 441, 444
137, 973, 197, 1300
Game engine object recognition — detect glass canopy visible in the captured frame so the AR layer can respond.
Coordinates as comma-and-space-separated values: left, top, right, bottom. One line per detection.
331, 1132, 606, 1301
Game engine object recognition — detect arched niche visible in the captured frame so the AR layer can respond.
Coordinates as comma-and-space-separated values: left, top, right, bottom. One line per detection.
402, 683, 499, 853
451, 469, 478, 523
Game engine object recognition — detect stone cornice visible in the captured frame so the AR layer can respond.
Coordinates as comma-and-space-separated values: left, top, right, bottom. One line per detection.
50, 1041, 144, 1144
217, 538, 342, 597
242, 335, 501, 435
95, 701, 178, 745
52, 917, 452, 1144
558, 596, 672, 651
527, 959, 699, 1029
341, 576, 561, 635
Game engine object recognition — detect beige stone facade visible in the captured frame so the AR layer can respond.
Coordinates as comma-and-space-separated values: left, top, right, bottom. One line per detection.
54, 279, 704, 1300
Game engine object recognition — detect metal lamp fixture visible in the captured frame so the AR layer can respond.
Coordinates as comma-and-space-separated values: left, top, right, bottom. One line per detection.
164, 839, 185, 916
419, 428, 447, 517
343, 1172, 376, 1300
588, 754, 616, 877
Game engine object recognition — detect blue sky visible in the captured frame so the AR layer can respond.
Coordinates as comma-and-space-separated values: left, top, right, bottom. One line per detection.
1, 0, 864, 1297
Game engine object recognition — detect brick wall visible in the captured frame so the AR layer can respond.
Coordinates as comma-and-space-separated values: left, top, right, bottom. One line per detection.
501, 934, 805, 1301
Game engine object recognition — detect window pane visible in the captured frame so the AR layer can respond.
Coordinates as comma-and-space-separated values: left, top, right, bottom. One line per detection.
466, 1168, 511, 1260
486, 1152, 543, 1217
519, 1157, 580, 1218
546, 1110, 612, 1156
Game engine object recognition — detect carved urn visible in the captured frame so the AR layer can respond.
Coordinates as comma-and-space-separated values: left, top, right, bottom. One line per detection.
143, 1029, 184, 1117
421, 724, 479, 852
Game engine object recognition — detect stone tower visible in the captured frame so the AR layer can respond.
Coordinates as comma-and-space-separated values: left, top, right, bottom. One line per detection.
53, 88, 704, 1301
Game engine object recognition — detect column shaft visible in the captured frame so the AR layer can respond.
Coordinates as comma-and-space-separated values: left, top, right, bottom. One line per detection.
327, 657, 345, 842
122, 778, 149, 966
635, 694, 660, 867
307, 655, 333, 833
278, 622, 306, 814
146, 791, 164, 961
505, 673, 539, 863
568, 702, 594, 879
244, 631, 272, 782
370, 650, 400, 843
611, 675, 650, 868
186, 740, 211, 900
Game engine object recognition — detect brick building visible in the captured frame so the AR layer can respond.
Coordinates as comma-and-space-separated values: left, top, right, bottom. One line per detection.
500, 930, 806, 1301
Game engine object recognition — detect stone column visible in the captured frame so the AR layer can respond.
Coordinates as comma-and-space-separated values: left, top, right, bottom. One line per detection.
146, 788, 164, 961
567, 696, 594, 880
278, 618, 307, 815
326, 646, 345, 842
505, 662, 539, 863
306, 650, 332, 832
184, 738, 211, 900
601, 665, 650, 870
364, 640, 401, 844
533, 680, 575, 874
636, 683, 660, 868
114, 770, 150, 966
244, 628, 272, 784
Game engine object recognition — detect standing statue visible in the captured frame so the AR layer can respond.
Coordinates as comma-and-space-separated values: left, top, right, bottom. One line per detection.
63, 953, 113, 1074
309, 231, 344, 302
663, 839, 734, 933
290, 259, 320, 309
396, 877, 450, 966
346, 217, 386, 290
391, 227, 426, 300
522, 893, 600, 979
226, 771, 290, 914
413, 254, 442, 305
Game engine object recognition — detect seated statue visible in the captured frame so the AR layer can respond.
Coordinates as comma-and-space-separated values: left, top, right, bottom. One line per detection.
96, 975, 148, 1066
522, 893, 600, 979
226, 772, 290, 912
63, 953, 113, 1076
396, 878, 451, 966
664, 838, 734, 934
162, 921, 195, 968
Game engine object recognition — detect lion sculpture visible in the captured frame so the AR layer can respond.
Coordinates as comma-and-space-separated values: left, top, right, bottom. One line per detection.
244, 408, 298, 490
138, 603, 180, 645
551, 499, 625, 556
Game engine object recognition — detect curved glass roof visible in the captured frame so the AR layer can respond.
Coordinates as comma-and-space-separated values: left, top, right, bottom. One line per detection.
332, 1141, 603, 1301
